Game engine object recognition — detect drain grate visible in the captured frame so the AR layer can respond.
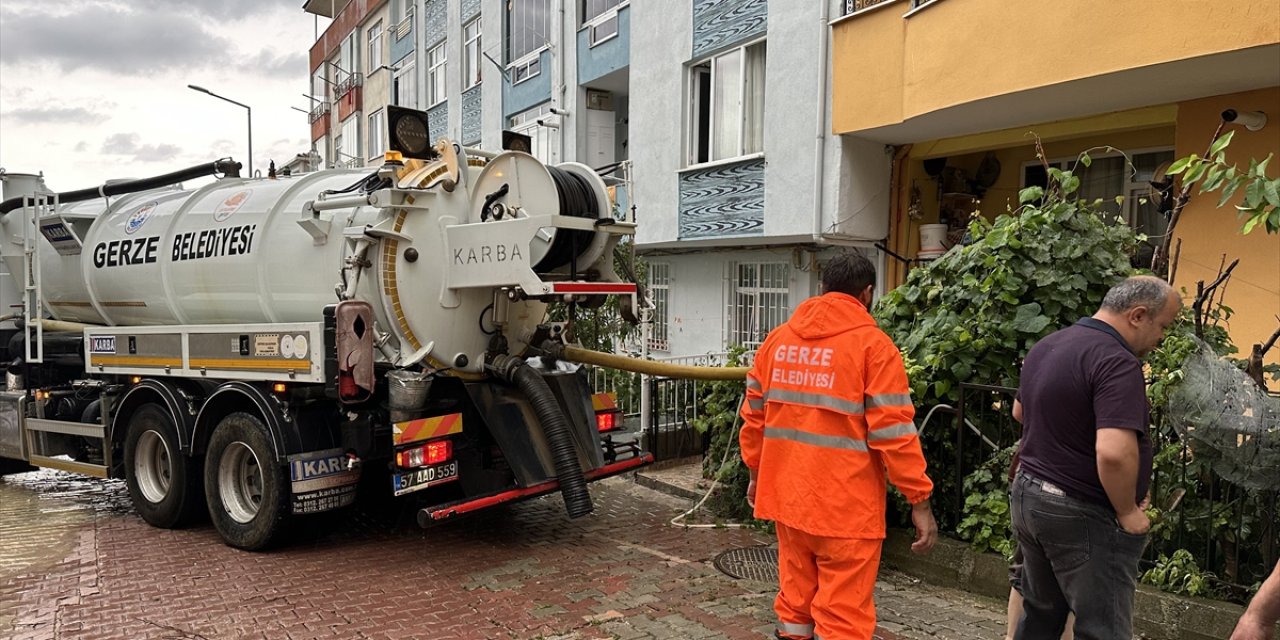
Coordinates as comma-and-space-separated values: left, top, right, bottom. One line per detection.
713, 545, 779, 582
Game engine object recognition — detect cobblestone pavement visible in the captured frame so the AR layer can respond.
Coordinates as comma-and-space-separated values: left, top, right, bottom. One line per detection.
1, 469, 1006, 640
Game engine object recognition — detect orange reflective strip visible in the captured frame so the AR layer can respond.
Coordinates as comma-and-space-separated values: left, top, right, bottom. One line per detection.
393, 413, 463, 445
591, 392, 618, 412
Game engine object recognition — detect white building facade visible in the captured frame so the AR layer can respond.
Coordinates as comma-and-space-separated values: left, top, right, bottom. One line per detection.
304, 0, 631, 176
630, 0, 892, 358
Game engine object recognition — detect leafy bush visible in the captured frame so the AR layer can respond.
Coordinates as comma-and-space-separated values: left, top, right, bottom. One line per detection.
1142, 550, 1219, 598
955, 445, 1017, 557
875, 171, 1139, 528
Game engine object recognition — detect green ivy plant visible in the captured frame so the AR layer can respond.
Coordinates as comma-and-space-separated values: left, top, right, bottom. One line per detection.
874, 158, 1138, 527
1142, 550, 1220, 598
1166, 130, 1280, 234
955, 445, 1018, 557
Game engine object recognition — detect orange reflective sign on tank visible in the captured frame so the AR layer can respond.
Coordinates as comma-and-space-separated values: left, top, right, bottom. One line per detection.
393, 413, 463, 445
591, 393, 617, 412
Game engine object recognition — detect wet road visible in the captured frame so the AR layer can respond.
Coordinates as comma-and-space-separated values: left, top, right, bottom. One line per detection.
0, 470, 1005, 640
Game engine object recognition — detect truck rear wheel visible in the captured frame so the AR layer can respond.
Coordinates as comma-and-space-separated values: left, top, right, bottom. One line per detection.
204, 412, 289, 550
124, 404, 204, 528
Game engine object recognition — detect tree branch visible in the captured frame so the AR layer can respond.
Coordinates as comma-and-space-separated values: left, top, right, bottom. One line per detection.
1153, 120, 1228, 280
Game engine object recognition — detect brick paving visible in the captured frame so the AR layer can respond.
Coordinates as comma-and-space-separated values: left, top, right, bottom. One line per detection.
0, 469, 1006, 640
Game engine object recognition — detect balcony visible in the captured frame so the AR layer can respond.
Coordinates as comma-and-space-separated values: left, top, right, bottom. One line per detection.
336, 72, 363, 99
308, 101, 331, 125
302, 0, 352, 18
831, 0, 1280, 142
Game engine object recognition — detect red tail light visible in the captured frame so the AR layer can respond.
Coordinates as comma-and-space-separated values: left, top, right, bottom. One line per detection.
338, 371, 359, 400
596, 411, 619, 432
396, 439, 453, 468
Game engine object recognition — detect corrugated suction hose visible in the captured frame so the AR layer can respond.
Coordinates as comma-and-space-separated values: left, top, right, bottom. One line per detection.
488, 354, 593, 518
552, 345, 749, 381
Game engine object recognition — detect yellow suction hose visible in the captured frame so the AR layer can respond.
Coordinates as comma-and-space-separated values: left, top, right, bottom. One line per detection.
558, 345, 748, 381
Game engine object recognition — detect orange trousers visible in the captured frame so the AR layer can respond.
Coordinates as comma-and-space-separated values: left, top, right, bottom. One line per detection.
774, 523, 883, 640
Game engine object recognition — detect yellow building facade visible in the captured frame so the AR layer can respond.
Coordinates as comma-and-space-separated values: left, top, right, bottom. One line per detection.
832, 0, 1280, 363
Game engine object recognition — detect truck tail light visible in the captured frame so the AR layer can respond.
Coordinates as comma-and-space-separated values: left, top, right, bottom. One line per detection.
396, 439, 453, 468
595, 411, 619, 433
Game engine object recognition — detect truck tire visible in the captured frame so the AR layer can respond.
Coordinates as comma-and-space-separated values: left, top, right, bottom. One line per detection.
124, 403, 204, 528
204, 412, 290, 550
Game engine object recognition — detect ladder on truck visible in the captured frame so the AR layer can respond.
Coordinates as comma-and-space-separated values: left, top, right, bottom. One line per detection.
14, 194, 110, 478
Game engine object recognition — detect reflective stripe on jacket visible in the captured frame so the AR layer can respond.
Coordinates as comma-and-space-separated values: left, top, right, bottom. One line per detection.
739, 292, 933, 539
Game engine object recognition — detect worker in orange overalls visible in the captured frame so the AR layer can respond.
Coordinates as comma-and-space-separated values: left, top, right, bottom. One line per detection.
740, 251, 938, 640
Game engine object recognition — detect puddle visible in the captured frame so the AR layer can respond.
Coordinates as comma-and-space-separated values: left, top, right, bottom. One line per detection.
0, 469, 128, 583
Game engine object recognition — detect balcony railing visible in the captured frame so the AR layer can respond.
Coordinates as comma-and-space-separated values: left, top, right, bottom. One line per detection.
844, 0, 894, 14
336, 72, 364, 98
308, 101, 331, 124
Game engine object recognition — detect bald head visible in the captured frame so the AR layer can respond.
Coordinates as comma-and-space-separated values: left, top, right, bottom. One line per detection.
1096, 276, 1181, 357
1100, 276, 1175, 316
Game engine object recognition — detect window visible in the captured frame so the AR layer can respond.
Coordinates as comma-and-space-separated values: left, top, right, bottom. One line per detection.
393, 60, 417, 109
428, 42, 447, 107
727, 262, 789, 350
367, 110, 385, 160
338, 31, 360, 83
508, 0, 550, 62
583, 0, 621, 44
647, 262, 670, 352
336, 115, 362, 166
509, 104, 557, 163
1021, 148, 1176, 242
687, 41, 766, 166
367, 21, 383, 73
310, 67, 327, 102
511, 56, 540, 84
584, 0, 621, 22
463, 18, 482, 88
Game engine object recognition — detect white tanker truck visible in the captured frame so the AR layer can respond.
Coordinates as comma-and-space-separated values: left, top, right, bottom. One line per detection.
0, 108, 702, 550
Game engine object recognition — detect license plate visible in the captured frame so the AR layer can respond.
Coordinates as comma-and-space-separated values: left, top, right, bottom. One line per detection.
392, 460, 459, 496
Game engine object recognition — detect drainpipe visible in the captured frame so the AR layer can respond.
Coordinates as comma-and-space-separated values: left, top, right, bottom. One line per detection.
811, 0, 832, 244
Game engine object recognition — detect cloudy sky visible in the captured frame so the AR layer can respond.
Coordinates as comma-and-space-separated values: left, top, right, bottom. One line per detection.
0, 0, 328, 191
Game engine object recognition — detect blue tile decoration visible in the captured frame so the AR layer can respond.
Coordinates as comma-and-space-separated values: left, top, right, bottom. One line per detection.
692, 0, 767, 59
679, 158, 765, 239
428, 102, 449, 141
425, 0, 447, 46
461, 85, 482, 144
462, 0, 481, 21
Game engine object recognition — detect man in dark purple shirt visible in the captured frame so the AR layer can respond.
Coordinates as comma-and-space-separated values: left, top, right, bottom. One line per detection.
1010, 275, 1181, 640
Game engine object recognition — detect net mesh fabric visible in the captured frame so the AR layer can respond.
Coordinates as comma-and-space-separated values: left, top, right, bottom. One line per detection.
1164, 340, 1280, 490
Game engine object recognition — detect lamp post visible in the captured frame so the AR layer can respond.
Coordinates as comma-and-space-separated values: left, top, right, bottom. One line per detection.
188, 84, 253, 177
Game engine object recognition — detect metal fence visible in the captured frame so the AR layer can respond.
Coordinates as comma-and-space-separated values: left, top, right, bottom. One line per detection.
928, 382, 1278, 601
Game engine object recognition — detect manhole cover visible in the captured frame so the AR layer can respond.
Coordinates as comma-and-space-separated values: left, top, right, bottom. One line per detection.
713, 545, 779, 582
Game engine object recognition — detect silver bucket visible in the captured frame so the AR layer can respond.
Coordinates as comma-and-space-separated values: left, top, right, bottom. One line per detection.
387, 369, 432, 423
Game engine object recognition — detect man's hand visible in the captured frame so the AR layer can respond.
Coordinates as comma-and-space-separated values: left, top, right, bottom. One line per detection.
1229, 616, 1273, 640
746, 479, 757, 509
1118, 507, 1151, 535
910, 501, 938, 555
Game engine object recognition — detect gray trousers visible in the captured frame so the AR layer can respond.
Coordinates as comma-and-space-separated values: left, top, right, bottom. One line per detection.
1010, 473, 1148, 640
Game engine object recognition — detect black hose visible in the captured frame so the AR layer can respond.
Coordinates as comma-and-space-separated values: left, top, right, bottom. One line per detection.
489, 354, 593, 518
0, 159, 242, 214
535, 167, 599, 273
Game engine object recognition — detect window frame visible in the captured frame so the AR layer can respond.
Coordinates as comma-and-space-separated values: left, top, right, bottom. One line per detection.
507, 0, 550, 63
1019, 146, 1176, 237
725, 261, 790, 350
685, 39, 767, 169
427, 41, 448, 108
393, 58, 417, 109
366, 20, 384, 73
367, 109, 386, 161
647, 262, 671, 352
463, 17, 483, 89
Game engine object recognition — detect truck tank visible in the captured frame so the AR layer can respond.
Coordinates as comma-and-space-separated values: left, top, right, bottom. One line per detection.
0, 146, 617, 375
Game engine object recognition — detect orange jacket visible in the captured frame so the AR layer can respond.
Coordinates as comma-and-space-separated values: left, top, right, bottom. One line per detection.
739, 292, 933, 539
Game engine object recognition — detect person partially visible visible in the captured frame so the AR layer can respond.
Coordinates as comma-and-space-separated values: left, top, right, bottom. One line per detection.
1011, 275, 1182, 640
740, 251, 938, 640
1232, 561, 1280, 640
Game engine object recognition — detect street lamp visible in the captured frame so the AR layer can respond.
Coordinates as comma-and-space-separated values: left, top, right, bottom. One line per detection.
188, 84, 253, 177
